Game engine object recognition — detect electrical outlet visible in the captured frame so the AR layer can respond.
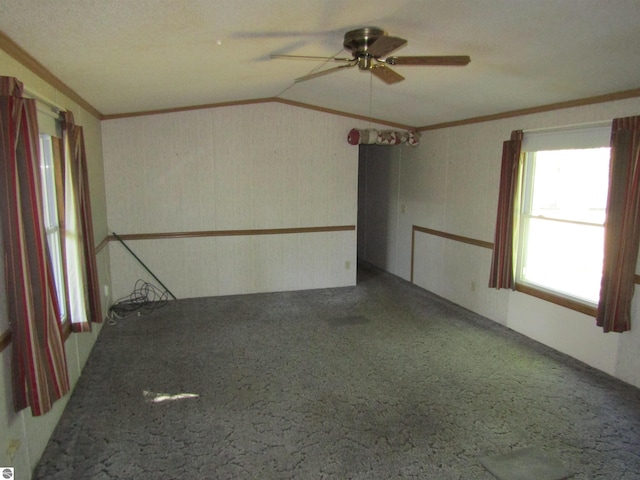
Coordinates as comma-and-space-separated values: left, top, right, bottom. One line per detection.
103, 285, 109, 298
7, 438, 20, 461
345, 261, 351, 270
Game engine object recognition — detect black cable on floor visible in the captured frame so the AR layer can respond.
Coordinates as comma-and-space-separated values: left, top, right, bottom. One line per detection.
108, 279, 170, 322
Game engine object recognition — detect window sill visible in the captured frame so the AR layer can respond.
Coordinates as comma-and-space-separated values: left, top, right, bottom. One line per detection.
515, 283, 597, 317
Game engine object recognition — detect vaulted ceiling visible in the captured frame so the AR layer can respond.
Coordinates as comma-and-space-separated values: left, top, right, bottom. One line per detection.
1, 0, 639, 128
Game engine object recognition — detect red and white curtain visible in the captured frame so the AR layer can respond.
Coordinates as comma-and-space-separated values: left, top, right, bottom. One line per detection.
62, 112, 102, 332
0, 76, 70, 415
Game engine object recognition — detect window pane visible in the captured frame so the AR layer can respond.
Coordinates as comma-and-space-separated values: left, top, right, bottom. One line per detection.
517, 144, 610, 305
531, 148, 609, 225
39, 134, 67, 320
47, 229, 66, 303
521, 217, 604, 304
39, 136, 59, 229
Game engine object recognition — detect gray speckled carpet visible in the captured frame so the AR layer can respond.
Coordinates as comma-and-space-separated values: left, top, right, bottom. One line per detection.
34, 265, 640, 479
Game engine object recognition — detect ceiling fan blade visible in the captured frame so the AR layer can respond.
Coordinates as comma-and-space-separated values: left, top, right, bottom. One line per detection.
367, 35, 407, 58
270, 54, 354, 62
371, 64, 404, 84
295, 63, 356, 83
386, 55, 471, 66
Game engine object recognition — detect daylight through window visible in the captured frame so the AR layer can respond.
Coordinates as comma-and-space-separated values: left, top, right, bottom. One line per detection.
39, 133, 66, 320
516, 125, 611, 305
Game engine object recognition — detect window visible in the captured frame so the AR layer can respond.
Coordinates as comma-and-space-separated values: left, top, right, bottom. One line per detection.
33, 102, 95, 333
37, 105, 67, 323
39, 133, 67, 321
516, 125, 611, 305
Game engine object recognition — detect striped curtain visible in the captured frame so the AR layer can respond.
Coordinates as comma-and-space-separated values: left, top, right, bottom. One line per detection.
489, 130, 523, 289
62, 112, 102, 332
0, 76, 70, 415
597, 116, 640, 332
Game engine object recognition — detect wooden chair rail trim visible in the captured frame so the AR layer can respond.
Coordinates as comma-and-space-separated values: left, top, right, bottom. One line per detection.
412, 225, 494, 251
4, 224, 637, 353
410, 225, 493, 283
1, 226, 355, 353
95, 236, 109, 253
410, 224, 637, 318
109, 225, 356, 242
0, 330, 11, 353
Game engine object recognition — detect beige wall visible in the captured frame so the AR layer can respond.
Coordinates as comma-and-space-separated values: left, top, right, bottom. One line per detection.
0, 48, 111, 479
361, 96, 640, 388
101, 104, 379, 300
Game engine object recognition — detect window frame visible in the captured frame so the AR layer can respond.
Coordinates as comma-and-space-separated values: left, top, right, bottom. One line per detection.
514, 125, 611, 316
38, 129, 70, 334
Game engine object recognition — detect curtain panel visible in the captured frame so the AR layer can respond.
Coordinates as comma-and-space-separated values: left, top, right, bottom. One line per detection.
62, 112, 102, 332
489, 130, 523, 290
597, 116, 640, 332
0, 76, 70, 415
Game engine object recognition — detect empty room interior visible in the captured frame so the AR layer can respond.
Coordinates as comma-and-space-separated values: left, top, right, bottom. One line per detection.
1, 1, 640, 479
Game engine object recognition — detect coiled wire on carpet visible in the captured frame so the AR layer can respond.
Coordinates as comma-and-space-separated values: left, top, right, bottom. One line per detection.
108, 280, 170, 323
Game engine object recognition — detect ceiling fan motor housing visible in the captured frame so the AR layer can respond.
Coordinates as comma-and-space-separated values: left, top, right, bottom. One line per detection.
343, 27, 385, 53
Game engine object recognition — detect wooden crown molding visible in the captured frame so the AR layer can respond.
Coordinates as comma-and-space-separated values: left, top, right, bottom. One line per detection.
417, 88, 640, 132
271, 98, 415, 130
101, 98, 275, 120
0, 29, 103, 119
3, 29, 639, 134
102, 97, 415, 130
101, 87, 640, 129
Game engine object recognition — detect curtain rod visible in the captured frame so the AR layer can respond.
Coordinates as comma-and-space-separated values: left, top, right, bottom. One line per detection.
23, 86, 64, 114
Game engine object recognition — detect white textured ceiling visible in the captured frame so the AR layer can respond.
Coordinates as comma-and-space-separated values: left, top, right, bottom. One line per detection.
1, 0, 639, 127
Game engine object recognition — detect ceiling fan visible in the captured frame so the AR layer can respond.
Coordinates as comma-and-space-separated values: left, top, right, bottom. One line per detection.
270, 27, 470, 84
